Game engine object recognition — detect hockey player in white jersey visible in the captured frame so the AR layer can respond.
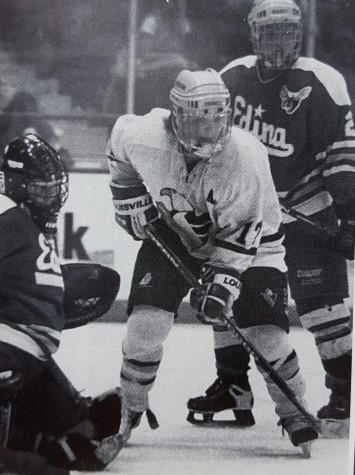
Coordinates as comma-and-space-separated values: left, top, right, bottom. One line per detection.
188, 0, 354, 438
107, 68, 318, 454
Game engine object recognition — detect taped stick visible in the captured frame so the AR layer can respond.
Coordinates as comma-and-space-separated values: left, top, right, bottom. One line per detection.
144, 222, 318, 431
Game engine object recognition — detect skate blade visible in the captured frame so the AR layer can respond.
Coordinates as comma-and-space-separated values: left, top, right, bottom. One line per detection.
187, 411, 254, 428
316, 418, 350, 439
299, 441, 312, 458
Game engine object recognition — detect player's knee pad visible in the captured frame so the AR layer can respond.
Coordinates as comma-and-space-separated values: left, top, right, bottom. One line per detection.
18, 358, 91, 436
123, 305, 174, 361
298, 300, 352, 361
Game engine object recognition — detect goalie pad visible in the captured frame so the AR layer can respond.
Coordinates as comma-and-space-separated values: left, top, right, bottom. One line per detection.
0, 448, 70, 475
62, 263, 120, 329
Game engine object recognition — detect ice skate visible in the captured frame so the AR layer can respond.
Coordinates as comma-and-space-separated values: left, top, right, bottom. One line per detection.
118, 403, 159, 446
316, 391, 350, 438
279, 414, 318, 457
187, 377, 255, 427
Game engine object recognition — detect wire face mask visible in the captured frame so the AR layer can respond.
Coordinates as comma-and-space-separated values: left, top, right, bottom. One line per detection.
170, 68, 232, 160
173, 107, 231, 159
248, 0, 303, 70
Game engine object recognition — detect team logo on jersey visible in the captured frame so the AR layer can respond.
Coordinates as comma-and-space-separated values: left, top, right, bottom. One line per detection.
260, 288, 277, 307
233, 96, 294, 157
139, 273, 152, 286
280, 85, 312, 115
156, 188, 212, 249
35, 234, 63, 288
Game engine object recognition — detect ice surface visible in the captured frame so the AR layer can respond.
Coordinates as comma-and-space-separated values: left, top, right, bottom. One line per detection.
54, 323, 353, 475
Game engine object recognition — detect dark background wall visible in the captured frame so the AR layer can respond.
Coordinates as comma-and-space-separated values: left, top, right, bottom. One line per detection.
0, 0, 354, 115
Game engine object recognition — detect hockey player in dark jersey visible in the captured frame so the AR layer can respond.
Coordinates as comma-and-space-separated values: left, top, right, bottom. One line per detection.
187, 0, 354, 438
0, 134, 122, 471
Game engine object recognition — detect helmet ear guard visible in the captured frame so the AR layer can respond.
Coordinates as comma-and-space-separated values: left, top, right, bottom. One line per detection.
169, 68, 232, 159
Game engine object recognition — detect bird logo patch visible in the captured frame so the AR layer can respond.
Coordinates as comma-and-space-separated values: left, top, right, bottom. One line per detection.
260, 288, 277, 307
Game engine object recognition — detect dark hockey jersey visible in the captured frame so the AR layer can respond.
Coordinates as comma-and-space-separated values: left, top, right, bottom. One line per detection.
220, 56, 355, 222
0, 194, 64, 360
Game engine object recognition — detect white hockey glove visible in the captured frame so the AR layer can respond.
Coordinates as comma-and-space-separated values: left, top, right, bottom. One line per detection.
190, 265, 242, 324
110, 184, 159, 241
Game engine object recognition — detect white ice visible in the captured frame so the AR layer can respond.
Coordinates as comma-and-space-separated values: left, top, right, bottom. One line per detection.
54, 323, 353, 475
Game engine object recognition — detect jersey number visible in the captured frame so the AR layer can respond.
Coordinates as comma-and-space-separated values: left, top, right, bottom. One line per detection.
236, 221, 262, 246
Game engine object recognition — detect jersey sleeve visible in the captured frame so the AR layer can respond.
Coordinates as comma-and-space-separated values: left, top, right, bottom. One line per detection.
107, 115, 144, 190
310, 68, 355, 219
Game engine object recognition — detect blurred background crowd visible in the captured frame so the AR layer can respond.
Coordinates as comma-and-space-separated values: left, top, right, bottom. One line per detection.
0, 0, 354, 171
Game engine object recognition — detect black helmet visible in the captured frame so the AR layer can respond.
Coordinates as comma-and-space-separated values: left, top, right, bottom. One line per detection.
0, 133, 69, 233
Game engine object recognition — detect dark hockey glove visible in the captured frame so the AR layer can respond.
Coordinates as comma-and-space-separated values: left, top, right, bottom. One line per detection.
337, 220, 355, 261
190, 265, 241, 324
110, 183, 159, 240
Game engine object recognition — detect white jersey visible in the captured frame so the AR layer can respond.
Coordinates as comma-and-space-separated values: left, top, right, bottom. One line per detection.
108, 108, 286, 274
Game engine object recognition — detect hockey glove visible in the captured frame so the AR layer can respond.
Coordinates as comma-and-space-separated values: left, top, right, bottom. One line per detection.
110, 184, 159, 240
190, 265, 241, 324
337, 220, 355, 261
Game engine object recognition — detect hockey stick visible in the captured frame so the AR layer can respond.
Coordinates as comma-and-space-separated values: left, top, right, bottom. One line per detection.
144, 222, 318, 431
279, 201, 351, 257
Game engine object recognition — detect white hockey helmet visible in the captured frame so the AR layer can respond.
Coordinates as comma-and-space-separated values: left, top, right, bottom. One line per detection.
248, 0, 303, 70
169, 68, 231, 159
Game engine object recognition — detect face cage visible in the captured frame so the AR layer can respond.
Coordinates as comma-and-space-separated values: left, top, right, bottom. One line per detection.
252, 21, 302, 69
173, 109, 232, 159
26, 172, 69, 215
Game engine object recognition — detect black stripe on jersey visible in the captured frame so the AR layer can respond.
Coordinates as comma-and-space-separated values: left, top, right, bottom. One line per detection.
110, 184, 147, 199
260, 229, 284, 244
215, 238, 257, 256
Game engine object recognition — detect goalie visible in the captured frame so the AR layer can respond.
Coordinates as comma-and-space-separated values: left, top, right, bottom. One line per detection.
0, 134, 122, 472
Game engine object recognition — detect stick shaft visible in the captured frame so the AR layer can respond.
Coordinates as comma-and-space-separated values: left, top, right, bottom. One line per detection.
144, 223, 318, 429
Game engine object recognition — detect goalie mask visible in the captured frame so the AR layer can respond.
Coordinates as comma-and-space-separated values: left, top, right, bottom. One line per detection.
248, 0, 303, 70
170, 68, 232, 159
0, 134, 68, 234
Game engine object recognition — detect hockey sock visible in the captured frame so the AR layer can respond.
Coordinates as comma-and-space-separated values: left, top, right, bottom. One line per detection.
121, 305, 174, 412
299, 302, 352, 383
213, 326, 251, 384
245, 325, 306, 418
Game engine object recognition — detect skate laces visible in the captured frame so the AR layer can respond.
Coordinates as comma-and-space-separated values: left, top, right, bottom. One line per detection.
205, 378, 225, 396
